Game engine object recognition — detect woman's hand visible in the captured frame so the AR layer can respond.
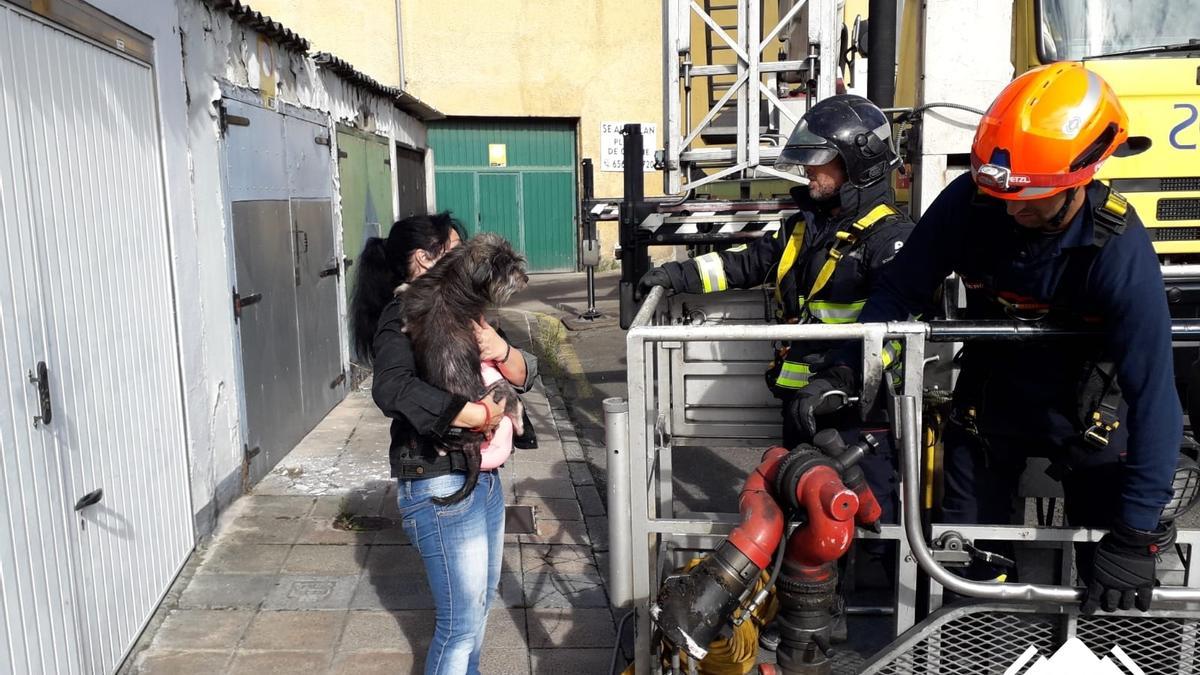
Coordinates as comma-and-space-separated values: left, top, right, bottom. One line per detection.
452, 394, 504, 434
474, 319, 511, 363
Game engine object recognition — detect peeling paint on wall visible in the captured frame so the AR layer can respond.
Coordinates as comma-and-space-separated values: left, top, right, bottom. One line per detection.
175, 0, 427, 538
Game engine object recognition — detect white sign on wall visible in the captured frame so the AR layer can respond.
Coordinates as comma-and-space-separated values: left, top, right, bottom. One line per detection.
600, 121, 657, 172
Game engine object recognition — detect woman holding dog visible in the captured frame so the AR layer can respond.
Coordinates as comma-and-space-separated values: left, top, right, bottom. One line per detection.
352, 212, 536, 675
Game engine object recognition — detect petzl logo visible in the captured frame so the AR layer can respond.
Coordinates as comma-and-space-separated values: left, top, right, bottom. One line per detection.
1004, 637, 1145, 674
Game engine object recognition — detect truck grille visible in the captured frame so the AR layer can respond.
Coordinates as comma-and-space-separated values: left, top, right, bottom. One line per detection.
1149, 227, 1200, 242
1162, 178, 1200, 192
1111, 178, 1200, 193
1158, 198, 1200, 221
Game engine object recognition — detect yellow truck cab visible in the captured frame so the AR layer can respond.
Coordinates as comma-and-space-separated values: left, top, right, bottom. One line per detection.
1014, 0, 1200, 259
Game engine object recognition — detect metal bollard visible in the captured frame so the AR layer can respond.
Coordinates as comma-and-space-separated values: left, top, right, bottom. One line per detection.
604, 397, 633, 608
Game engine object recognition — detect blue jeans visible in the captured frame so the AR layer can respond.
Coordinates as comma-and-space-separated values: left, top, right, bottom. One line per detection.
397, 471, 505, 675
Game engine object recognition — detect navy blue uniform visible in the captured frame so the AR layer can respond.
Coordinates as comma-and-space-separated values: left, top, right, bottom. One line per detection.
859, 173, 1180, 531
661, 180, 914, 521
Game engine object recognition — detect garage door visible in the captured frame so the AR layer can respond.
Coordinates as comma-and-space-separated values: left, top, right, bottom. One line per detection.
0, 2, 192, 673
430, 119, 578, 272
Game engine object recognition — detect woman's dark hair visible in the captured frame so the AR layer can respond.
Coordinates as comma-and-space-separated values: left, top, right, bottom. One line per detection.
350, 211, 466, 362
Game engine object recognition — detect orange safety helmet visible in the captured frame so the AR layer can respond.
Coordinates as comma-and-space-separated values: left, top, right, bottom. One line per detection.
970, 62, 1138, 201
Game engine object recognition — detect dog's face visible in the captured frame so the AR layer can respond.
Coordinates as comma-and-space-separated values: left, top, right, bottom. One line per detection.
464, 233, 529, 305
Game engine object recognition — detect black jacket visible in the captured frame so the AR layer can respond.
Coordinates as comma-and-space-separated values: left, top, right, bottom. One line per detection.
660, 179, 914, 395
371, 298, 538, 478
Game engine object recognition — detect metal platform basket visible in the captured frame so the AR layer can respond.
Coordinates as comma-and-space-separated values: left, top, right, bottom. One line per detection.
859, 602, 1200, 674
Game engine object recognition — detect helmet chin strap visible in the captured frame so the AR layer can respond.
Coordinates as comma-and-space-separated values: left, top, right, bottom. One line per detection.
1045, 187, 1079, 231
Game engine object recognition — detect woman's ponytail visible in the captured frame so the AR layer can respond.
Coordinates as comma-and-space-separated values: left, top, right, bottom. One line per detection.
349, 236, 399, 362
349, 212, 464, 363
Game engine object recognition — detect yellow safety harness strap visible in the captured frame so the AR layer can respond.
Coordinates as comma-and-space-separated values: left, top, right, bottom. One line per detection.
805, 203, 898, 302
775, 220, 806, 302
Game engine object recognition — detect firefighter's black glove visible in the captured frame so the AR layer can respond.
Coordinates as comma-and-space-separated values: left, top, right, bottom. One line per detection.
637, 267, 674, 301
1081, 520, 1175, 614
790, 365, 856, 438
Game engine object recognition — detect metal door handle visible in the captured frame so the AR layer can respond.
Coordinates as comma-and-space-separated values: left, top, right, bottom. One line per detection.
28, 361, 52, 426
74, 489, 103, 512
319, 266, 340, 279
232, 290, 263, 321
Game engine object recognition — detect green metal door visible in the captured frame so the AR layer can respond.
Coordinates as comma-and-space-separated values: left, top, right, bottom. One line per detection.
479, 173, 522, 247
429, 119, 576, 272
337, 126, 395, 304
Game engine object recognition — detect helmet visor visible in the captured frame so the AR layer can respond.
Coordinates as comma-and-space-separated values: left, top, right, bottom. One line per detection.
775, 120, 839, 172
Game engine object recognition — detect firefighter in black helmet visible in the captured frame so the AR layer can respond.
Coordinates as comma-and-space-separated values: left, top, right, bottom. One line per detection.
639, 94, 914, 524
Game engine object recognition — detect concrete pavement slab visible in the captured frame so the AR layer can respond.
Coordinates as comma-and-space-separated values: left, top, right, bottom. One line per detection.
526, 607, 616, 648
498, 572, 525, 608
567, 461, 594, 486
177, 574, 276, 610
362, 544, 423, 571
516, 496, 583, 521
349, 574, 435, 610
520, 544, 599, 575
575, 484, 605, 517
227, 649, 332, 674
261, 575, 360, 611
585, 515, 610, 552
234, 495, 318, 519
196, 542, 291, 576
221, 515, 307, 545
339, 610, 434, 652
294, 517, 375, 545
512, 475, 577, 499
519, 518, 591, 546
530, 647, 614, 673
482, 608, 528, 650
523, 571, 608, 608
131, 649, 233, 675
150, 609, 254, 650
329, 650, 419, 675
481, 648, 531, 675
239, 610, 347, 651
282, 544, 371, 575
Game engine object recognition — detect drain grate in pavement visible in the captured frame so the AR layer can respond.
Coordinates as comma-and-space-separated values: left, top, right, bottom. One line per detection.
506, 504, 537, 534
332, 514, 396, 531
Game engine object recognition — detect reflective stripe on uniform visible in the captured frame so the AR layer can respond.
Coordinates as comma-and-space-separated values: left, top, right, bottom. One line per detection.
775, 361, 813, 389
881, 339, 903, 368
808, 299, 866, 324
694, 252, 728, 293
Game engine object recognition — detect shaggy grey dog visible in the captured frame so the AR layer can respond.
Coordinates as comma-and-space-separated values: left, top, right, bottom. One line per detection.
401, 233, 529, 505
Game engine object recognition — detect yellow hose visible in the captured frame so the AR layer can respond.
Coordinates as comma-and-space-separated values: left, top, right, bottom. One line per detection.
663, 558, 779, 675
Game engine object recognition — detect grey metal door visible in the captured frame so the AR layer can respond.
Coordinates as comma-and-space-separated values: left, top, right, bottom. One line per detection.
224, 95, 344, 485
0, 2, 192, 673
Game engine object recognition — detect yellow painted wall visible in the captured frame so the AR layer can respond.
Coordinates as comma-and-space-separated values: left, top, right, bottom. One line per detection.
402, 0, 664, 264
248, 0, 402, 88
255, 0, 665, 264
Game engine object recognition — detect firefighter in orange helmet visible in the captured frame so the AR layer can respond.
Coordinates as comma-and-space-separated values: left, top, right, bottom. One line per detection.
796, 63, 1181, 613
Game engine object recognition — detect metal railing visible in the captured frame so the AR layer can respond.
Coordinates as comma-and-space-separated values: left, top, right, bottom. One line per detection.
610, 285, 1200, 674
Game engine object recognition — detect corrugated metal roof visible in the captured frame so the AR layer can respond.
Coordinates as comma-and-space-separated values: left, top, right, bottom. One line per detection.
202, 0, 310, 52
199, 0, 442, 120
312, 52, 443, 121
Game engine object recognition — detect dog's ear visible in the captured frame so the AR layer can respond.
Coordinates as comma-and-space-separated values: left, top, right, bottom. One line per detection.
469, 241, 494, 289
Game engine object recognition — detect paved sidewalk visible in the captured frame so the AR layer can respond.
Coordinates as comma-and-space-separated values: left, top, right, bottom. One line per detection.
122, 314, 618, 674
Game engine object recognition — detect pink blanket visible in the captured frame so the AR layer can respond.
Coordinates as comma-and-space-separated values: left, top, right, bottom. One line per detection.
479, 362, 514, 470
